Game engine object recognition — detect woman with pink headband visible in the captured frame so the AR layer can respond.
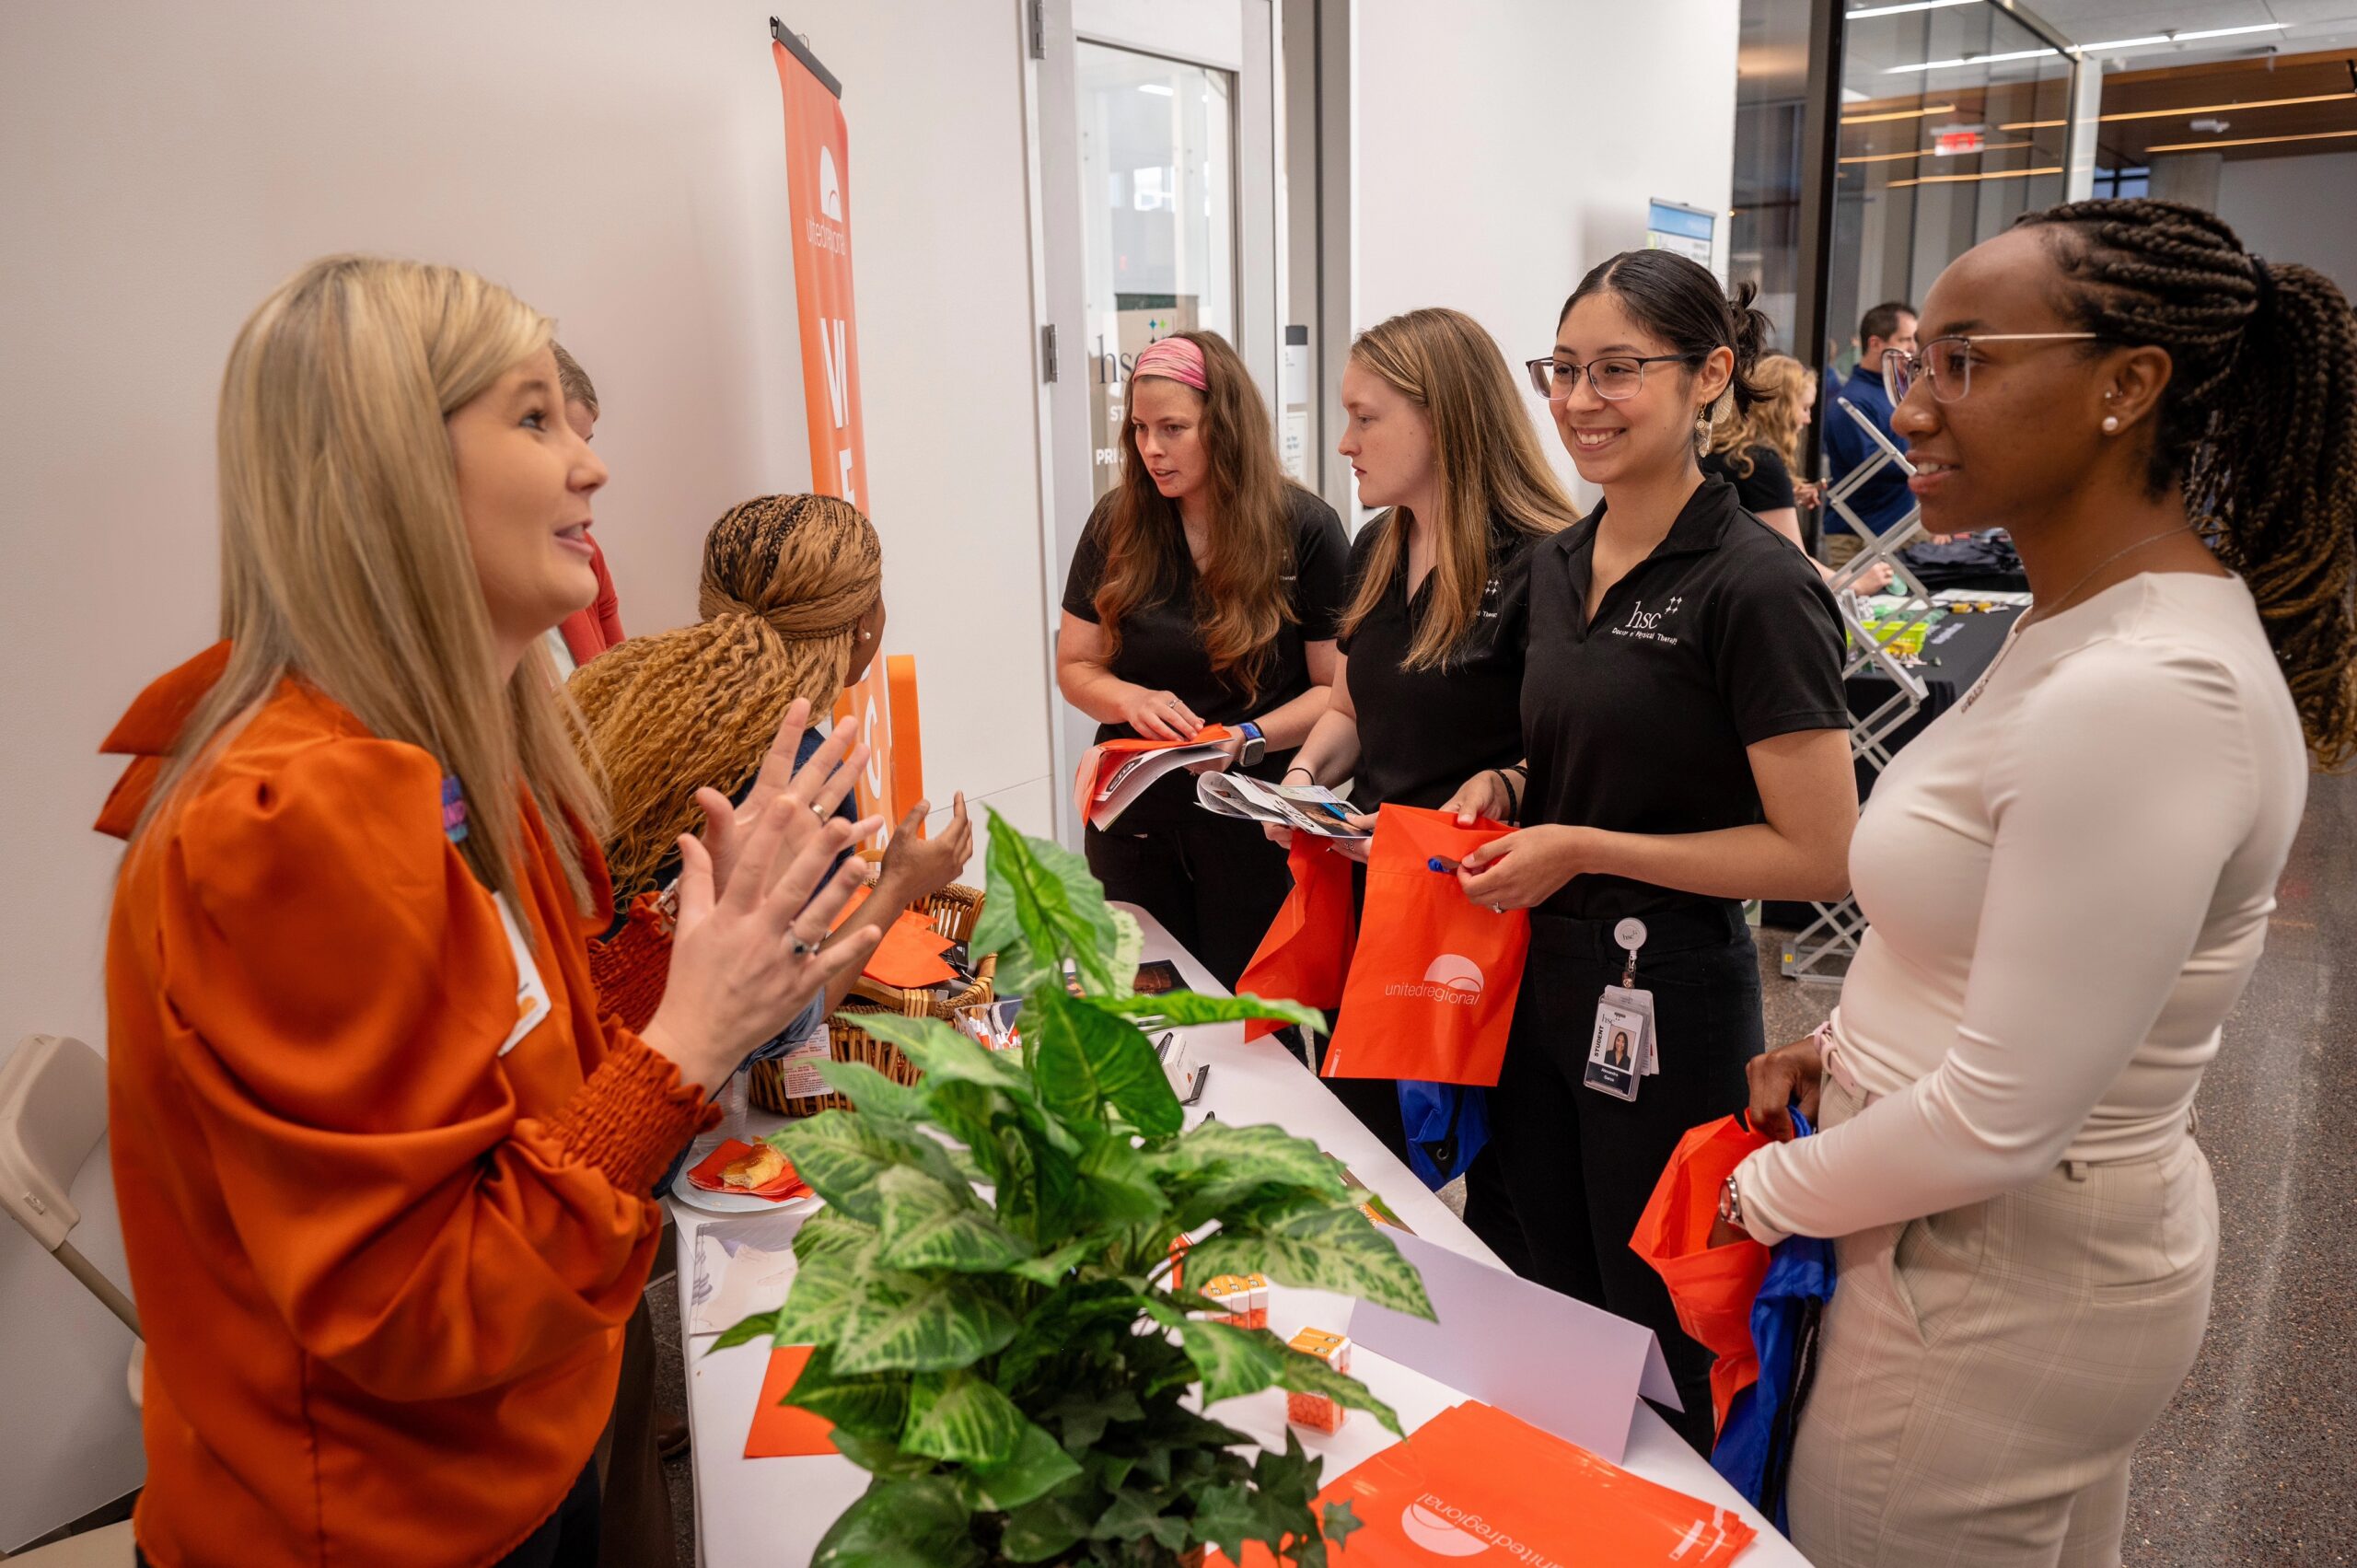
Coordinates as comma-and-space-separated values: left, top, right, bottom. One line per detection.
1057, 330, 1349, 991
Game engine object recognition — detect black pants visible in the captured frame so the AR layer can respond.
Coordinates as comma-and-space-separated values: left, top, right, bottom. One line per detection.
1086, 812, 1292, 993
593, 1297, 679, 1567
135, 1463, 598, 1568
1488, 900, 1763, 1454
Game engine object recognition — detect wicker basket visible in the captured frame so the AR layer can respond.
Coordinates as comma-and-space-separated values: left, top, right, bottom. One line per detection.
749, 878, 995, 1117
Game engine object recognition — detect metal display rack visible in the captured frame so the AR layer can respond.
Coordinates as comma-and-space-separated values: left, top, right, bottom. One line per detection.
1782, 399, 1931, 985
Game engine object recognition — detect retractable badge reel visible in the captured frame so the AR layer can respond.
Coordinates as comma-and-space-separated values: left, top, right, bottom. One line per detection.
1582, 917, 1660, 1101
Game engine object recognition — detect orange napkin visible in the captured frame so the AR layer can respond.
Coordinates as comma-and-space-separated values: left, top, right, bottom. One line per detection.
744, 1344, 838, 1458
865, 911, 958, 988
685, 1139, 812, 1202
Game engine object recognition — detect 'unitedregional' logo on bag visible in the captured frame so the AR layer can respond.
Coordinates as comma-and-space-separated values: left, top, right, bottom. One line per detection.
1400, 1494, 1562, 1563
1385, 955, 1484, 1005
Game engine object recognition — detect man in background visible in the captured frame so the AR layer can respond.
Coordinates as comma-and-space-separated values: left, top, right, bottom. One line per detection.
1820, 301, 1917, 570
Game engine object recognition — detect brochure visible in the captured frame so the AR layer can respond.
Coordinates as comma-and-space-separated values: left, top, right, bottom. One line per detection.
1071, 726, 1235, 830
1194, 772, 1369, 839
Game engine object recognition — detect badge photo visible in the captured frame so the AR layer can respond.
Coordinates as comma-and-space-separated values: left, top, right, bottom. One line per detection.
1583, 999, 1646, 1101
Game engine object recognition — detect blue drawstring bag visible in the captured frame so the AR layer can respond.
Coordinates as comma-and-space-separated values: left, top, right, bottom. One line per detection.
1397, 1081, 1488, 1189
1711, 1109, 1837, 1532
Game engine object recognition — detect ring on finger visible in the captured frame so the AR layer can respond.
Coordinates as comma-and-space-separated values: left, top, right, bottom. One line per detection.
1490, 903, 1504, 914
787, 928, 823, 958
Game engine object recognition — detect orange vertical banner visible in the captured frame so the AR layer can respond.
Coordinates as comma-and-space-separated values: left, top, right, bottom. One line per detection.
772, 26, 865, 511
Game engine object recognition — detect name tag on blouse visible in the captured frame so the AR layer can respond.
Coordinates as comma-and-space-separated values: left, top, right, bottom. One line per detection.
493, 892, 553, 1056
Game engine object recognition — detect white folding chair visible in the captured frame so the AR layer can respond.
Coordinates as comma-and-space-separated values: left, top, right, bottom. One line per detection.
0, 1034, 143, 1353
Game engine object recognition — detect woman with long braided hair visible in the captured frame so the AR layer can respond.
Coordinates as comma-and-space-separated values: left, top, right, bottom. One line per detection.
1720, 199, 2350, 1562
572, 493, 972, 1021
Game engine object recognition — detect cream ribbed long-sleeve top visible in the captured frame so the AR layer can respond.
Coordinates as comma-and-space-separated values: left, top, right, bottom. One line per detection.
1739, 572, 2307, 1246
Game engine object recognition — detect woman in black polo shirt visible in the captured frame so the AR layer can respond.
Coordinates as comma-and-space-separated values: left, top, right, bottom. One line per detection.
1059, 331, 1349, 988
1274, 308, 1573, 1249
1449, 250, 1857, 1450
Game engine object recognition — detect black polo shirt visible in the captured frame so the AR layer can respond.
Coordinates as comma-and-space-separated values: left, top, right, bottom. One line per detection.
1336, 511, 1540, 813
1523, 477, 1847, 923
1062, 484, 1350, 821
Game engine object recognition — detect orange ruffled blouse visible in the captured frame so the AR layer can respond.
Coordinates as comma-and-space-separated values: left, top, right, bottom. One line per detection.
106, 674, 713, 1567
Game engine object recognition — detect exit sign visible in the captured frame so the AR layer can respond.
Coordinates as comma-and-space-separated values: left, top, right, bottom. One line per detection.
1933, 125, 1988, 157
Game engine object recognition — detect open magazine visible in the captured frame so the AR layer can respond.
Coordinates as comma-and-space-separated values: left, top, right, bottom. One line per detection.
1071, 726, 1234, 830
1194, 772, 1370, 839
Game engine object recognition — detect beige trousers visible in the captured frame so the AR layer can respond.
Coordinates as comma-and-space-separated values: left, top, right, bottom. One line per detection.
1821, 532, 1868, 569
1786, 1074, 2218, 1568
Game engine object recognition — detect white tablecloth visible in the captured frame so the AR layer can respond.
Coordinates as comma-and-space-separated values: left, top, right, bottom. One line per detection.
670, 903, 1805, 1566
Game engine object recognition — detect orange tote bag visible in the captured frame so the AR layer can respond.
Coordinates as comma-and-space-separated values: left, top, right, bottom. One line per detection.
1631, 1114, 1773, 1434
1319, 805, 1526, 1086
1235, 835, 1358, 1042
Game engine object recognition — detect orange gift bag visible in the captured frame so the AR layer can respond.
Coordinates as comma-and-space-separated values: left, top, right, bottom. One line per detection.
1631, 1114, 1773, 1434
1319, 805, 1526, 1086
1235, 834, 1359, 1042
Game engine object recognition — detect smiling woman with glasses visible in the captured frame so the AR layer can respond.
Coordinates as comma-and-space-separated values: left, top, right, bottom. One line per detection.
1720, 200, 2357, 1567
1437, 248, 1858, 1453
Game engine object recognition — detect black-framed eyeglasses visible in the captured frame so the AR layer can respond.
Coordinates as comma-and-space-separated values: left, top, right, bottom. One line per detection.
1882, 332, 2101, 405
1525, 353, 1701, 403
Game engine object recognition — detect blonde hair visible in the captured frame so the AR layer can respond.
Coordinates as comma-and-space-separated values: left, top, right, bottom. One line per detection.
552, 341, 598, 415
1706, 353, 1814, 479
1338, 309, 1578, 668
569, 494, 882, 898
139, 254, 605, 909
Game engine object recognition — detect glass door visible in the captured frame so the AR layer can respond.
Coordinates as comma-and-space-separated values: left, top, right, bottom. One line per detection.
1075, 42, 1237, 503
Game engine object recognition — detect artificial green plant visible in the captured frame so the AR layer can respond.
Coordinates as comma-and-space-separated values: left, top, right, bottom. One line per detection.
716, 808, 1435, 1566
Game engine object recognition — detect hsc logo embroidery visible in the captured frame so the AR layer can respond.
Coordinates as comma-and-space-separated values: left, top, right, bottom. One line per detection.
1385, 954, 1485, 1006
1610, 594, 1686, 646
1477, 573, 1504, 621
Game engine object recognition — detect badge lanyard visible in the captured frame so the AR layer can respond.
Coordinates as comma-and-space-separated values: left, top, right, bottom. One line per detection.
1584, 917, 1659, 1101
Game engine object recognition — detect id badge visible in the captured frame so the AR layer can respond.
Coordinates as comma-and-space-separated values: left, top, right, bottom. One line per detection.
1583, 918, 1660, 1099
493, 892, 553, 1056
1583, 994, 1647, 1101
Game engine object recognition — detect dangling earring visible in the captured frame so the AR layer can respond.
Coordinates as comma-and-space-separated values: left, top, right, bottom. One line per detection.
2102, 389, 2120, 435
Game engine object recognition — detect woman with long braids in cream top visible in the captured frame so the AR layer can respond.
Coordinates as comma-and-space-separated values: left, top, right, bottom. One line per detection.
1718, 201, 2353, 1565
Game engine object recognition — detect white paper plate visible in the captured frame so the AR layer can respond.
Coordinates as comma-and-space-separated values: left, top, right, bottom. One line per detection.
668, 1167, 820, 1215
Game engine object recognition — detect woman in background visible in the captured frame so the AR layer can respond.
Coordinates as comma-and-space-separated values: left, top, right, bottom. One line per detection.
1273, 307, 1574, 1266
105, 255, 877, 1568
1703, 352, 1892, 592
1057, 331, 1348, 988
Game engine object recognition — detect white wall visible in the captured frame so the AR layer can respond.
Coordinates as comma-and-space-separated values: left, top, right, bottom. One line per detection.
0, 0, 1050, 1544
1353, 0, 1742, 509
2214, 150, 2357, 306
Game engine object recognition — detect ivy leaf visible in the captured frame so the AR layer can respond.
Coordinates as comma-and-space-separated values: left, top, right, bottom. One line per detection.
900, 1369, 1034, 1465
874, 1165, 1032, 1273
775, 1342, 909, 1438
961, 1421, 1086, 1513
832, 1266, 1022, 1375
708, 1307, 780, 1354
993, 1493, 1091, 1562
1039, 1381, 1146, 1451
813, 1056, 928, 1121
1177, 1318, 1288, 1405
1033, 990, 1182, 1137
1091, 1486, 1190, 1550
811, 1474, 982, 1568
1090, 989, 1328, 1036
1188, 1203, 1434, 1319
1321, 1500, 1364, 1552
1189, 1481, 1264, 1564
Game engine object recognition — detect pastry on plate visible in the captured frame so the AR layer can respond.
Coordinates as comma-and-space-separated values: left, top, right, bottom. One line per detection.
721, 1143, 789, 1191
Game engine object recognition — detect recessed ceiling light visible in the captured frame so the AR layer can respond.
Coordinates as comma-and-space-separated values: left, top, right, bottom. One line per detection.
2079, 23, 2287, 52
